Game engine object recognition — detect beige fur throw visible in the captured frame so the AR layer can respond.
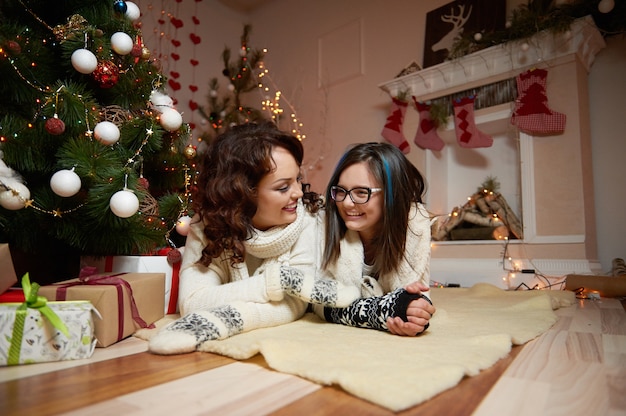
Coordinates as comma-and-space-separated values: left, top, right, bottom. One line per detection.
137, 284, 574, 412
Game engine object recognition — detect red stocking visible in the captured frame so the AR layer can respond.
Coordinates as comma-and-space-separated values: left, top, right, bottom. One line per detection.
412, 98, 444, 151
453, 96, 493, 148
381, 97, 410, 154
511, 68, 566, 135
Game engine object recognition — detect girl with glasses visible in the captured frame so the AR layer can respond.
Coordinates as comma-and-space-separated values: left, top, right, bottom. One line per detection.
318, 142, 435, 336
150, 122, 361, 354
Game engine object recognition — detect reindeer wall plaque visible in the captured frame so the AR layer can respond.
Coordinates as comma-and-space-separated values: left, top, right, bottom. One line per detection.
422, 0, 505, 69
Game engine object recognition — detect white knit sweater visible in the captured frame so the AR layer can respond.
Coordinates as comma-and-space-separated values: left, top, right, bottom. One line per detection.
324, 203, 431, 297
178, 201, 324, 316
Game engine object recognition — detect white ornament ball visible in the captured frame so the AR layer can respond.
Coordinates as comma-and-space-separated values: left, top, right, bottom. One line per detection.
110, 189, 139, 218
227, 84, 235, 92
111, 32, 134, 55
209, 89, 218, 98
0, 182, 30, 210
125, 1, 141, 21
520, 42, 530, 52
94, 121, 121, 145
71, 49, 98, 74
159, 108, 183, 132
474, 32, 482, 41
149, 90, 173, 111
175, 215, 192, 236
598, 0, 615, 14
50, 169, 81, 197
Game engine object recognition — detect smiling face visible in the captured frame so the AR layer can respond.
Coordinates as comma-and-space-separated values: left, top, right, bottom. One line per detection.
251, 146, 303, 230
335, 161, 383, 242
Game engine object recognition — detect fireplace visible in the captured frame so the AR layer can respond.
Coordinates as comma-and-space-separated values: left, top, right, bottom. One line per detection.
378, 17, 606, 288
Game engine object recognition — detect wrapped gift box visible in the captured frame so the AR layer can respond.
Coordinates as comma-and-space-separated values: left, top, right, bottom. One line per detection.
0, 300, 98, 366
0, 244, 18, 293
39, 273, 165, 347
82, 251, 183, 314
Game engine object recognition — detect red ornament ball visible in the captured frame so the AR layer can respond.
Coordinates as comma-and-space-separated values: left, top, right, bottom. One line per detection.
5, 40, 21, 55
131, 44, 143, 58
92, 60, 120, 88
45, 117, 66, 135
137, 176, 150, 189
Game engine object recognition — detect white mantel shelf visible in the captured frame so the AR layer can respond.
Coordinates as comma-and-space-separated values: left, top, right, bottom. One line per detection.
378, 16, 606, 100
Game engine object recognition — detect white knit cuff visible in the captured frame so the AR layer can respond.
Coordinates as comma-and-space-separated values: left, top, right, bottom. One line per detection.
265, 263, 284, 301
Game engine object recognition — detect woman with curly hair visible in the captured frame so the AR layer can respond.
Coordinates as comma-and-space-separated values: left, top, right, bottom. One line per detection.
150, 122, 360, 355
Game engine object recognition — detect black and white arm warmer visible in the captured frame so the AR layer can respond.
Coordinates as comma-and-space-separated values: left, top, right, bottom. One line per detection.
323, 288, 432, 333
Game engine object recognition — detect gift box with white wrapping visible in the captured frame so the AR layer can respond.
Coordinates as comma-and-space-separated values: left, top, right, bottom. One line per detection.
39, 273, 165, 347
0, 275, 97, 366
81, 249, 183, 314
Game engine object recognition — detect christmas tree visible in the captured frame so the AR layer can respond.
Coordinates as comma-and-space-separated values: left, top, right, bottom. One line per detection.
0, 0, 195, 279
197, 24, 267, 142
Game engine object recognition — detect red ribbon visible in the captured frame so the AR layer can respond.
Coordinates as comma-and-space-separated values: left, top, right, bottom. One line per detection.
167, 261, 180, 314
53, 272, 153, 342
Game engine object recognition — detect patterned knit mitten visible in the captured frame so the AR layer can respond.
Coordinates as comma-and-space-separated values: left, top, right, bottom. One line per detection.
279, 265, 361, 307
323, 288, 432, 333
149, 305, 243, 355
381, 97, 410, 154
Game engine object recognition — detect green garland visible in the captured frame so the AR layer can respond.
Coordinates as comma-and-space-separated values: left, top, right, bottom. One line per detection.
448, 0, 626, 61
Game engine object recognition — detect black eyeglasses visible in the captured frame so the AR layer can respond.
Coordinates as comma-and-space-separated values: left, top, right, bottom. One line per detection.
330, 186, 382, 204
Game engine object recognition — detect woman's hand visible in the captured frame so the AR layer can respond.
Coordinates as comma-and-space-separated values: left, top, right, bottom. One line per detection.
386, 282, 435, 336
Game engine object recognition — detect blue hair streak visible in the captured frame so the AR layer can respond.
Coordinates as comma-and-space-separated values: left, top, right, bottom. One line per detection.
381, 155, 393, 206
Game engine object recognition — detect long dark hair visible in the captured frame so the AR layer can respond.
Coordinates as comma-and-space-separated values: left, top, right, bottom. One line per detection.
322, 142, 426, 276
193, 121, 322, 266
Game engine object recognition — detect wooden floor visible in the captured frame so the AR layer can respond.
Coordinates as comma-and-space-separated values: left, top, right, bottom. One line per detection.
1, 297, 625, 415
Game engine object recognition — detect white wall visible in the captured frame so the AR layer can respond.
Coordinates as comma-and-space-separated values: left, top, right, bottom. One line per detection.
588, 36, 626, 274
139, 0, 626, 274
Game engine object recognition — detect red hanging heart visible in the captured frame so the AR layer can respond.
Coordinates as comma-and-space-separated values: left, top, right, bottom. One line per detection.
192, 16, 200, 25
170, 17, 183, 28
171, 53, 180, 61
158, 19, 165, 25
168, 79, 181, 91
170, 71, 180, 79
189, 85, 198, 92
189, 100, 199, 111
189, 33, 201, 45
171, 39, 181, 47
190, 59, 199, 66
189, 122, 196, 130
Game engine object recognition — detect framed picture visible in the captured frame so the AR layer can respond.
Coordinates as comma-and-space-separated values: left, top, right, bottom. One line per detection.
422, 0, 506, 68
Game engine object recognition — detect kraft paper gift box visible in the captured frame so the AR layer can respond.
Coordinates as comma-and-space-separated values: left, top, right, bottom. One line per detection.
81, 252, 183, 314
0, 244, 18, 294
0, 275, 97, 366
39, 273, 165, 348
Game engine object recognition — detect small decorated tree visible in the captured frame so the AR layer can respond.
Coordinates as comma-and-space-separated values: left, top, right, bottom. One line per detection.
196, 24, 267, 142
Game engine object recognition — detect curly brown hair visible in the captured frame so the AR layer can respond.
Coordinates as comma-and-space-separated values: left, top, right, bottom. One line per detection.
193, 122, 322, 267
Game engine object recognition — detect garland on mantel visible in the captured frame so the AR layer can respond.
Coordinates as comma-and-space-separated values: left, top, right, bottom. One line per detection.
448, 0, 625, 61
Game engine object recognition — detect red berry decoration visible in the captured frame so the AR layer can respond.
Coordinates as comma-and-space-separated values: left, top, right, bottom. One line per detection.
45, 116, 65, 135
92, 60, 119, 88
166, 248, 182, 265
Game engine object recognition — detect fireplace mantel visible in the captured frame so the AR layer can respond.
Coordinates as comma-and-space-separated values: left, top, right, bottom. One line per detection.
378, 16, 605, 101
381, 16, 607, 289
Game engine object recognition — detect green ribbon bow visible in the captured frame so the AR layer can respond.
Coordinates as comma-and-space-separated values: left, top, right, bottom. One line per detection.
7, 273, 70, 365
